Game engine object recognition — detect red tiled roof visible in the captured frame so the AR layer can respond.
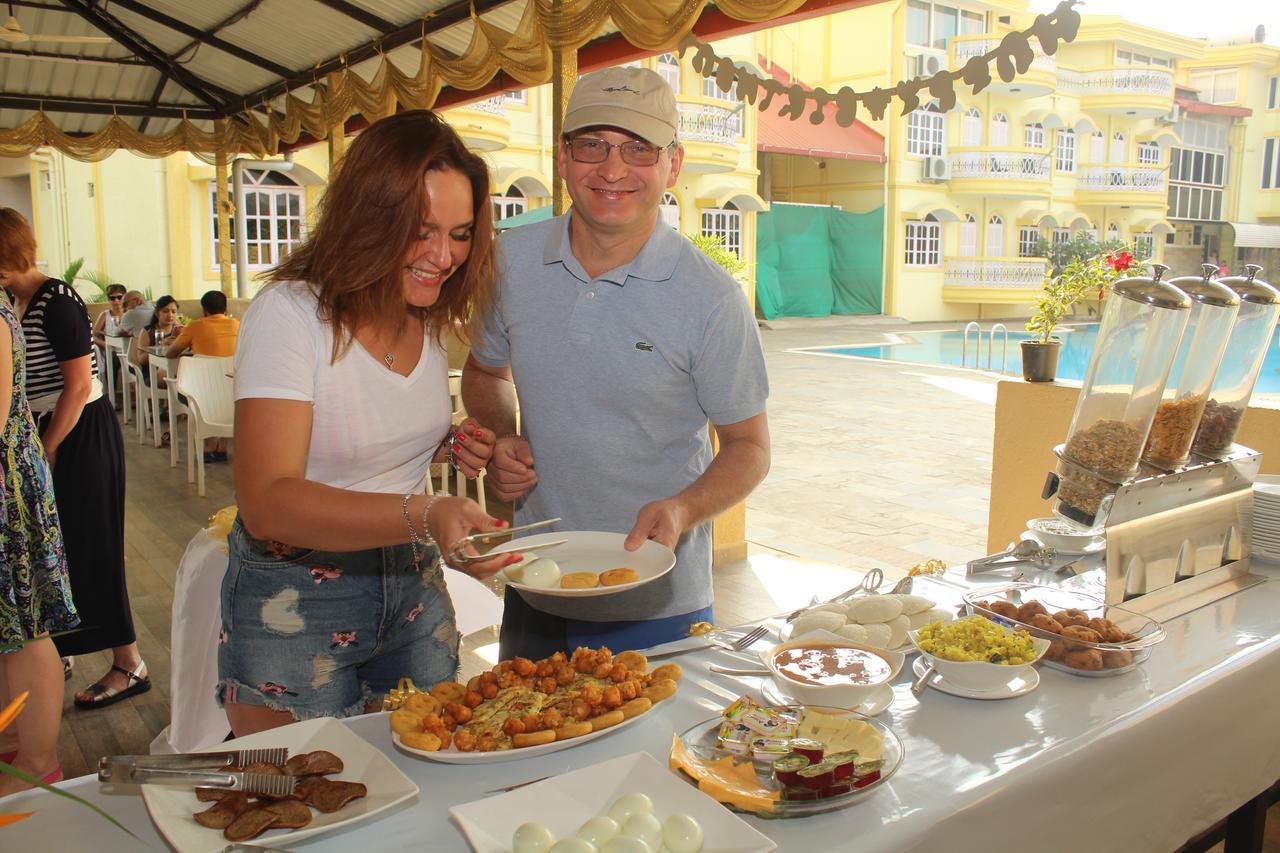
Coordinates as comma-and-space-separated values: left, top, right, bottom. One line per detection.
754, 58, 885, 163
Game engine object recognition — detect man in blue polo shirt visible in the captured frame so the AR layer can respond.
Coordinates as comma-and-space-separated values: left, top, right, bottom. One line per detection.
463, 65, 771, 659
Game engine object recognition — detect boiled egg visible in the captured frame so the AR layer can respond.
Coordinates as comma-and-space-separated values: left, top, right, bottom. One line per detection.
512, 821, 557, 853
575, 815, 619, 847
502, 554, 535, 583
599, 837, 650, 853
662, 813, 704, 853
606, 792, 654, 825
519, 557, 562, 588
620, 812, 662, 851
549, 839, 597, 853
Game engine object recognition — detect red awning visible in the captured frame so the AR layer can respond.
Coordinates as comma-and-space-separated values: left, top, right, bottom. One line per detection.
755, 59, 885, 163
1175, 97, 1251, 118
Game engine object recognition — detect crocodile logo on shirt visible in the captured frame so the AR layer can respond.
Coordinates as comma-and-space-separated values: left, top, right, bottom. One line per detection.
634, 341, 654, 352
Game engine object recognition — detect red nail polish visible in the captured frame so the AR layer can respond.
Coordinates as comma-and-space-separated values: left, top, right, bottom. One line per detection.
472, 430, 483, 438
496, 519, 508, 527
456, 433, 467, 442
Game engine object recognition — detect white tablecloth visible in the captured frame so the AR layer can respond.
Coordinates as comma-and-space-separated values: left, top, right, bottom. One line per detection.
13, 562, 1280, 852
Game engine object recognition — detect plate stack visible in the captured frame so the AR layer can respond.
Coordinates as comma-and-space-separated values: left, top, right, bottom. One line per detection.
1252, 475, 1280, 561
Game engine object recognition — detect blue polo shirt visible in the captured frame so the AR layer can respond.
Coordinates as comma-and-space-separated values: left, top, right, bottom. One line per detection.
471, 212, 769, 621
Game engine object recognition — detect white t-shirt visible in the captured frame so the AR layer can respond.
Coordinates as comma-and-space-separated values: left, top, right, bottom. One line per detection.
233, 281, 452, 495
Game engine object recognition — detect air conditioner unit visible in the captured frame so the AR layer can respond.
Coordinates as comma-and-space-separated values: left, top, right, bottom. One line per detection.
906, 50, 946, 78
1158, 103, 1181, 125
922, 156, 951, 182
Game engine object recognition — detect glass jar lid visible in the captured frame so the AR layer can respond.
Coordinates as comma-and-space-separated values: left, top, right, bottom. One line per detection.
1166, 265, 1240, 308
1218, 265, 1280, 306
1112, 262, 1191, 310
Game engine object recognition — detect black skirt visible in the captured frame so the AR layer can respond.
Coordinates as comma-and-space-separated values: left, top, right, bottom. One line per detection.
40, 394, 134, 656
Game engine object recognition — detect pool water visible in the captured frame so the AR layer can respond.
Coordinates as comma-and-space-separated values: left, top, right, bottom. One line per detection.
801, 323, 1280, 395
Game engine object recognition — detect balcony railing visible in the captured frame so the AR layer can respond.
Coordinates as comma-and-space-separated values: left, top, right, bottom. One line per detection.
1058, 66, 1174, 98
678, 102, 740, 144
465, 96, 506, 115
950, 150, 1051, 181
944, 257, 1048, 289
953, 37, 1055, 74
1076, 164, 1165, 193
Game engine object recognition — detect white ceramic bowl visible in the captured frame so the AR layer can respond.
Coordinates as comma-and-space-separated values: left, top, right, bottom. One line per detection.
908, 629, 1051, 691
765, 638, 904, 708
1025, 516, 1102, 551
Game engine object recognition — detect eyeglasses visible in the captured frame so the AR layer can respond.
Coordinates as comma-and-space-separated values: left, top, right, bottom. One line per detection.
567, 137, 668, 167
109, 294, 125, 301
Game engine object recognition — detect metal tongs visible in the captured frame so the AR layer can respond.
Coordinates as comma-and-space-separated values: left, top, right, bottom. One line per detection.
446, 517, 566, 566
97, 747, 296, 796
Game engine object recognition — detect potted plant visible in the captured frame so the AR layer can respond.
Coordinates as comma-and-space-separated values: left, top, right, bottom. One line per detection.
1023, 250, 1136, 382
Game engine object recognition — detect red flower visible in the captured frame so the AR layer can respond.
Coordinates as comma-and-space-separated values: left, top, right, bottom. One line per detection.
1106, 251, 1134, 272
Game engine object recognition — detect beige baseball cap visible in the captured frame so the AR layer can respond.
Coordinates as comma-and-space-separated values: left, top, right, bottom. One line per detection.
563, 66, 679, 148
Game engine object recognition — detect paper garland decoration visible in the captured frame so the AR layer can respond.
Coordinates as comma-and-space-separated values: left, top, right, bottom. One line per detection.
681, 0, 1082, 127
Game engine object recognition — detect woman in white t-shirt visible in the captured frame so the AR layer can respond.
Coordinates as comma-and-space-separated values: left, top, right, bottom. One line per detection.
221, 110, 518, 737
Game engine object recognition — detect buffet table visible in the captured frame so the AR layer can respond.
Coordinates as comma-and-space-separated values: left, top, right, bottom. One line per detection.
6, 561, 1279, 852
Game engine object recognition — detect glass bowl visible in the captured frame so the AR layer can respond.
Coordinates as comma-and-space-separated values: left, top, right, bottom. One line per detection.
962, 583, 1166, 677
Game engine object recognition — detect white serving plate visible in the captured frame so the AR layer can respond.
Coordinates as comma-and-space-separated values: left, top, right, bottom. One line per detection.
449, 751, 776, 852
761, 678, 894, 716
392, 704, 649, 764
141, 717, 417, 853
911, 656, 1040, 700
496, 531, 675, 597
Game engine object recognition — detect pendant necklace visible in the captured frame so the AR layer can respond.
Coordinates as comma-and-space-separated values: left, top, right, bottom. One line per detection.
383, 351, 395, 369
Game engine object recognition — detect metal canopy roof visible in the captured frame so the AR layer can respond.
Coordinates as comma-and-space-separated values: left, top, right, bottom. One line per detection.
0, 0, 559, 138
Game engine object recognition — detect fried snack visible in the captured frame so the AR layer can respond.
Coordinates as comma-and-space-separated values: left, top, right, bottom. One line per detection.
589, 709, 626, 731
614, 650, 647, 671
1015, 601, 1048, 623
242, 761, 285, 776
404, 692, 443, 717
430, 681, 467, 704
649, 662, 683, 683
305, 780, 368, 813
619, 697, 652, 719
1102, 650, 1134, 668
1029, 613, 1064, 634
642, 678, 677, 703
1054, 609, 1090, 628
389, 709, 425, 735
599, 567, 640, 586
400, 730, 443, 751
223, 808, 276, 843
560, 572, 600, 589
195, 787, 228, 802
262, 800, 313, 830
1064, 649, 1104, 671
554, 720, 593, 740
1044, 639, 1067, 662
1060, 625, 1103, 645
984, 600, 1019, 620
1088, 618, 1131, 643
512, 729, 557, 748
194, 792, 250, 829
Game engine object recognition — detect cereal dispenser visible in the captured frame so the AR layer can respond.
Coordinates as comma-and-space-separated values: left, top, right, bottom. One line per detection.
1141, 264, 1239, 471
1191, 265, 1280, 460
1051, 263, 1190, 529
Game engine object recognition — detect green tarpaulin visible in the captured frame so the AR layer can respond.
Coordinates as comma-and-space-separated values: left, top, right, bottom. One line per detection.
495, 204, 554, 230
755, 204, 884, 319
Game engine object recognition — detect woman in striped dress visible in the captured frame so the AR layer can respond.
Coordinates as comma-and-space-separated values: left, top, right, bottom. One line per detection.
0, 209, 146, 711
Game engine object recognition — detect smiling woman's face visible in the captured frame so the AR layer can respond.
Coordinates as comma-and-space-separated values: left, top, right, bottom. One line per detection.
400, 167, 475, 310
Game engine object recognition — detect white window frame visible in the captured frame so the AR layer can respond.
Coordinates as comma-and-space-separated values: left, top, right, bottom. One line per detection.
491, 192, 527, 223
961, 107, 982, 147
906, 104, 946, 157
904, 216, 941, 267
1106, 223, 1120, 242
1137, 142, 1161, 165
959, 213, 978, 257
1269, 76, 1279, 110
209, 169, 305, 271
1134, 232, 1154, 258
1263, 137, 1280, 190
1055, 129, 1076, 172
1110, 132, 1126, 163
701, 206, 741, 257
660, 192, 680, 230
1189, 68, 1239, 105
1023, 122, 1045, 150
1052, 227, 1071, 247
991, 112, 1010, 147
504, 89, 527, 105
1018, 226, 1041, 258
657, 52, 681, 94
986, 214, 1004, 256
1090, 130, 1105, 162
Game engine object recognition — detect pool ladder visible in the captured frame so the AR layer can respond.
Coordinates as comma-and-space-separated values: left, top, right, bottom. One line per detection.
961, 322, 1009, 373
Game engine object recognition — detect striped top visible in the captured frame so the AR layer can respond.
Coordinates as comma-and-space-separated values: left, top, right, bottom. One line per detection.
18, 278, 98, 400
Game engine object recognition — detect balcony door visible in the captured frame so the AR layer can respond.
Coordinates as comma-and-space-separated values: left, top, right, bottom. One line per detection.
962, 108, 982, 147
991, 112, 1009, 146
986, 214, 1004, 256
959, 213, 978, 257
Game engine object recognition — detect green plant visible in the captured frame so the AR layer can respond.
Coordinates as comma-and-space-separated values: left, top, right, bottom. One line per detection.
690, 234, 747, 282
59, 257, 114, 303
1026, 250, 1137, 343
1034, 231, 1132, 277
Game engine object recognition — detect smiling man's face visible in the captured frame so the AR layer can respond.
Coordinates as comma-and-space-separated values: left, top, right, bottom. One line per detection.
557, 127, 682, 238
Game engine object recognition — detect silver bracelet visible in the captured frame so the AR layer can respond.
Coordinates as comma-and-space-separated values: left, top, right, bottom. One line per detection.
420, 491, 449, 555
401, 493, 423, 566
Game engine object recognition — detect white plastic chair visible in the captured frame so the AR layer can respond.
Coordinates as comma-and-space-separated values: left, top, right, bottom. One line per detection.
105, 335, 131, 422
176, 355, 234, 497
93, 342, 113, 408
163, 374, 190, 468
122, 357, 152, 442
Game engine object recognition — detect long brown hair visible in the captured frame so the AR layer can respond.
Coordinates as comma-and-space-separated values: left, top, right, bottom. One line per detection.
0, 208, 38, 273
270, 110, 495, 361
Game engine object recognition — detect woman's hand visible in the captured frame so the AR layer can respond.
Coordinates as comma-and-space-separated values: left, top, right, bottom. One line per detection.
448, 417, 495, 480
425, 495, 521, 580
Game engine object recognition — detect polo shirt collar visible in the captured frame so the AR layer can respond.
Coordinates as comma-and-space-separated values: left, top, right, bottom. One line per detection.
543, 210, 681, 287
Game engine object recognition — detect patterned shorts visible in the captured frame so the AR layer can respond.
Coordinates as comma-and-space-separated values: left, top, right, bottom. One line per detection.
217, 516, 460, 719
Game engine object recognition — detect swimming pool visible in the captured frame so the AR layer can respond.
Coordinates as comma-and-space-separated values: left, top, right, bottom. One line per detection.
797, 323, 1280, 395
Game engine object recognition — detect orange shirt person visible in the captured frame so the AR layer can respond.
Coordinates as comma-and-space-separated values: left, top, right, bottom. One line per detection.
166, 290, 239, 358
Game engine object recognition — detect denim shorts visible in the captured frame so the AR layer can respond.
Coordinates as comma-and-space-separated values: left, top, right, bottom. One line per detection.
217, 516, 460, 719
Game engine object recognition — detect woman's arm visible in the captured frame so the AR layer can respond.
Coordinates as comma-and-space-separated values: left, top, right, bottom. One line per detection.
40, 354, 92, 464
91, 310, 107, 345
130, 330, 151, 368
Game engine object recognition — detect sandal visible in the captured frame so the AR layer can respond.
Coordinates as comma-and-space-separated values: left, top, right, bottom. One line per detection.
74, 662, 151, 710
62, 656, 72, 681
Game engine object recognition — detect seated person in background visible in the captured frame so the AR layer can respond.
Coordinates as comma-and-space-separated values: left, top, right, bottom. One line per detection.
129, 295, 182, 387
118, 290, 153, 336
167, 289, 240, 462
91, 283, 127, 346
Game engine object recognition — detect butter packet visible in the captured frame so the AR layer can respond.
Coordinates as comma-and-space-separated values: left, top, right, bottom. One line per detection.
723, 695, 756, 722
741, 706, 798, 738
749, 736, 794, 757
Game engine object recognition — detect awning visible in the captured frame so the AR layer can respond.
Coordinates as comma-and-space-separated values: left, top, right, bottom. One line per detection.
1229, 222, 1280, 249
495, 205, 554, 231
755, 59, 885, 164
1176, 97, 1252, 118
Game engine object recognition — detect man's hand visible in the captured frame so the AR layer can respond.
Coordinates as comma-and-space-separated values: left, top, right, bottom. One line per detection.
448, 417, 495, 479
624, 498, 686, 552
485, 435, 538, 501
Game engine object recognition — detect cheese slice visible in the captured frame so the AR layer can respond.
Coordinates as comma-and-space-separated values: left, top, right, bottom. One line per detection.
669, 734, 779, 813
796, 713, 884, 760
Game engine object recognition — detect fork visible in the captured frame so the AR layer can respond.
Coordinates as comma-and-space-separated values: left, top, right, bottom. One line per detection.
721, 624, 769, 651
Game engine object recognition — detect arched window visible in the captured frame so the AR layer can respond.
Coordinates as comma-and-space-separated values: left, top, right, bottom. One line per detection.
904, 214, 942, 266
660, 192, 680, 230
959, 213, 978, 257
657, 52, 681, 93
210, 168, 305, 270
1018, 225, 1041, 257
962, 107, 983, 146
490, 185, 527, 223
1110, 131, 1127, 163
1090, 130, 1105, 162
906, 102, 946, 156
986, 214, 1004, 256
1107, 222, 1120, 241
1023, 122, 1045, 149
1137, 141, 1161, 164
990, 112, 1010, 146
701, 201, 741, 256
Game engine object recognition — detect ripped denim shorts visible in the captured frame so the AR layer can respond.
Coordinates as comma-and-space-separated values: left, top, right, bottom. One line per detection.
217, 516, 460, 719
